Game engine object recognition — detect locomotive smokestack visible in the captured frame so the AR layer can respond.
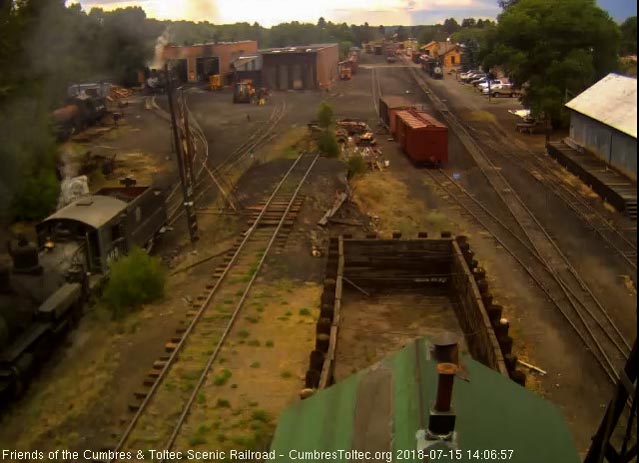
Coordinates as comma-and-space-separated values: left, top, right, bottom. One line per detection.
427, 362, 458, 436
434, 363, 457, 412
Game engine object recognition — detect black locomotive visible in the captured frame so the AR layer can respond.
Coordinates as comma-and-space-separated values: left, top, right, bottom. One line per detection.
0, 183, 167, 404
52, 82, 111, 141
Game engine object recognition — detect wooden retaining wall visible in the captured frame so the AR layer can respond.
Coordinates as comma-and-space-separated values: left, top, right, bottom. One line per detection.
450, 237, 507, 375
304, 233, 525, 392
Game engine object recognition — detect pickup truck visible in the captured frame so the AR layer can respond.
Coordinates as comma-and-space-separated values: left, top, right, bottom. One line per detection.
484, 83, 522, 98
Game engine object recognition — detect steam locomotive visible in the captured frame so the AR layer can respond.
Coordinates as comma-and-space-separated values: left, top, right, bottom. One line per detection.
0, 183, 167, 404
52, 82, 110, 141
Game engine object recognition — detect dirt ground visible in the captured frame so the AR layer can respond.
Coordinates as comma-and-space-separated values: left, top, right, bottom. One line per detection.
334, 289, 468, 381
0, 51, 633, 459
328, 52, 636, 455
0, 86, 347, 455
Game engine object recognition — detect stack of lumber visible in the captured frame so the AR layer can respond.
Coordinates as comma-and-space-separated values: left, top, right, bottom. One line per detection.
108, 85, 134, 101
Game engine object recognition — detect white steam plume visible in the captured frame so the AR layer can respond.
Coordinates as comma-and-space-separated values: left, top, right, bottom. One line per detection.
151, 28, 171, 70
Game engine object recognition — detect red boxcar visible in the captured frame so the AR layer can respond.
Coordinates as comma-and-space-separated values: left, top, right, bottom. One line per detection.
379, 95, 415, 130
389, 106, 414, 138
395, 109, 448, 166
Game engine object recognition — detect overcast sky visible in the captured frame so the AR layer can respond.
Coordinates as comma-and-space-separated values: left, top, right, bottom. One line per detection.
72, 0, 637, 26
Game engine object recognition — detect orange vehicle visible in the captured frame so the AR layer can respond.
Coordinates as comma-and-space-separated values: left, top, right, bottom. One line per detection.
340, 68, 352, 80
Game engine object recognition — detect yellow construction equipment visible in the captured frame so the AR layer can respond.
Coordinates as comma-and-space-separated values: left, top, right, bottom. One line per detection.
208, 74, 221, 91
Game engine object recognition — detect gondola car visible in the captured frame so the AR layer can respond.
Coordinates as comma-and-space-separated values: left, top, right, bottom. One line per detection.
0, 183, 167, 404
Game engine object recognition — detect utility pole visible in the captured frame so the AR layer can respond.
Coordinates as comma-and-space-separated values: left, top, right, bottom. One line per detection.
165, 64, 199, 243
179, 88, 197, 192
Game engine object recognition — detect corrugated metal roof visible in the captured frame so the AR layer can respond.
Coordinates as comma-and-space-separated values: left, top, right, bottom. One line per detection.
232, 55, 259, 69
260, 43, 337, 54
397, 110, 446, 130
270, 337, 580, 462
41, 195, 127, 230
566, 73, 637, 139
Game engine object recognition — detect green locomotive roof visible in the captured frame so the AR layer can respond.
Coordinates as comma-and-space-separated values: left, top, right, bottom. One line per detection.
270, 337, 579, 463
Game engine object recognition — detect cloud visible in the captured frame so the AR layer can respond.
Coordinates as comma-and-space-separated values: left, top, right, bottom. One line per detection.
74, 0, 501, 25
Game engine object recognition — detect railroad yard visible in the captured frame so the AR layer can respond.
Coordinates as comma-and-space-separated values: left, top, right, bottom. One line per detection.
0, 35, 636, 463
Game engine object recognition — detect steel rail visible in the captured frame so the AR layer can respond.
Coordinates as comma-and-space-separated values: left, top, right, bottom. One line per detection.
426, 169, 621, 383
160, 153, 320, 457
409, 68, 630, 385
478, 121, 637, 273
438, 97, 631, 356
109, 152, 315, 462
167, 101, 287, 224
215, 100, 287, 173
410, 67, 631, 357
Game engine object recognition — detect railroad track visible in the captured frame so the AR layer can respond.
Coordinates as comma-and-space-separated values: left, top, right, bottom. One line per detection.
215, 100, 288, 174
107, 152, 319, 462
371, 67, 382, 118
468, 121, 637, 275
427, 169, 629, 385
165, 98, 288, 225
409, 67, 631, 385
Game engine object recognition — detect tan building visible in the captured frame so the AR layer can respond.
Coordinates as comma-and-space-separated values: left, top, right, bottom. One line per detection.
420, 41, 462, 68
162, 40, 258, 83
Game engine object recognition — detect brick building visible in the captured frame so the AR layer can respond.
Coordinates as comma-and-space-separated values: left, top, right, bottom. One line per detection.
162, 40, 258, 83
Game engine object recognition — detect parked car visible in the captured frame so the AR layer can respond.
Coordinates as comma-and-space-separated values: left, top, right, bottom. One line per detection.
459, 70, 479, 80
478, 80, 503, 91
470, 76, 489, 86
462, 72, 485, 83
461, 71, 480, 83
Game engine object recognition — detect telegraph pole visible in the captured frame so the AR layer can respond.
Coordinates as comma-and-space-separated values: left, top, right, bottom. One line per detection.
165, 64, 199, 243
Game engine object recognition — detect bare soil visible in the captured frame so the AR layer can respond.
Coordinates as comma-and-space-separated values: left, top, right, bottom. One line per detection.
328, 52, 636, 454
0, 86, 348, 455
334, 289, 468, 381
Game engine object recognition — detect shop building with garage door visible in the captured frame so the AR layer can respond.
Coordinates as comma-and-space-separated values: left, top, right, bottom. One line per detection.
260, 43, 338, 91
162, 40, 258, 84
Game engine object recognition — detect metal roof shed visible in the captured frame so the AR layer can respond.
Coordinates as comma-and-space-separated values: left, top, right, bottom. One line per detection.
271, 337, 580, 463
565, 73, 637, 180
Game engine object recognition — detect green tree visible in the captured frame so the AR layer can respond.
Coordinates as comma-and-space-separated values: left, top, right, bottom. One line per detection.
102, 247, 166, 319
461, 18, 476, 28
620, 16, 637, 55
317, 101, 334, 128
396, 25, 407, 41
498, 0, 520, 8
482, 0, 620, 126
443, 18, 460, 35
378, 25, 385, 38
317, 17, 326, 29
317, 131, 339, 158
339, 41, 353, 59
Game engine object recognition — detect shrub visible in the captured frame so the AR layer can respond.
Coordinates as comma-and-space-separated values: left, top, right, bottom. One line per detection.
102, 247, 166, 318
318, 131, 339, 158
347, 154, 367, 178
216, 398, 231, 408
317, 101, 334, 128
251, 409, 271, 423
214, 369, 232, 386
